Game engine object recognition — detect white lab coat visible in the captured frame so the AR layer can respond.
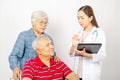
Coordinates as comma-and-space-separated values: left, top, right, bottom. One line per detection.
71, 27, 106, 80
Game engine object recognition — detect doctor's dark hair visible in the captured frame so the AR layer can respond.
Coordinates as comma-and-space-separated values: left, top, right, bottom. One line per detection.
78, 5, 99, 28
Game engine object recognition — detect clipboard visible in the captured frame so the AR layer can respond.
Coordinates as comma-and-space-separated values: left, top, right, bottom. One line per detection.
77, 43, 102, 54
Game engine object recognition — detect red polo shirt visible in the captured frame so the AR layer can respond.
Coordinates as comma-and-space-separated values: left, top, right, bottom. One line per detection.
22, 56, 73, 80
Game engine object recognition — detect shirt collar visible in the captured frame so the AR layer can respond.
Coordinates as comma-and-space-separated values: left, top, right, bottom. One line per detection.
30, 28, 45, 37
35, 56, 55, 67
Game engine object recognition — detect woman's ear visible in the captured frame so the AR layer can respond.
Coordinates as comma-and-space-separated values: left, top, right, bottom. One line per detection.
32, 21, 35, 27
90, 16, 93, 22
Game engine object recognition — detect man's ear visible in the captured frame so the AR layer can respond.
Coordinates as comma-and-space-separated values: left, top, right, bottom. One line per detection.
36, 48, 41, 54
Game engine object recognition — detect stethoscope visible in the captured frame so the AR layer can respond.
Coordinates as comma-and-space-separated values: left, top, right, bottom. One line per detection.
92, 29, 98, 39
79, 28, 98, 41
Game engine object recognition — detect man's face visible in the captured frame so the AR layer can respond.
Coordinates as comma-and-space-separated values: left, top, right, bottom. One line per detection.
32, 18, 48, 34
38, 37, 54, 57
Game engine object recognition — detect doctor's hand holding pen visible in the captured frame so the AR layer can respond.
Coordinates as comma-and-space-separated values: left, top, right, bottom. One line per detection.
72, 32, 80, 46
70, 32, 80, 55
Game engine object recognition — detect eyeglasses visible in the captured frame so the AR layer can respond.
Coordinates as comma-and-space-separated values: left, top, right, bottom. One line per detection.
39, 22, 48, 27
45, 42, 54, 47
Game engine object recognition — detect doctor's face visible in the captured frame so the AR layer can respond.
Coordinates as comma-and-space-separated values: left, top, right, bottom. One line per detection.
77, 10, 92, 28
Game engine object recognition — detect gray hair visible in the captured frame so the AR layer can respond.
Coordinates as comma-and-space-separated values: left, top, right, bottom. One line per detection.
31, 10, 48, 23
32, 34, 50, 50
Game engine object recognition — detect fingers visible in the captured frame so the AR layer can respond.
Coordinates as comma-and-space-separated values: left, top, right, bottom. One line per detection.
72, 31, 80, 39
54, 56, 60, 62
13, 71, 20, 80
83, 48, 85, 51
72, 33, 80, 46
77, 31, 80, 36
75, 49, 82, 56
13, 67, 21, 80
75, 48, 86, 56
13, 73, 19, 80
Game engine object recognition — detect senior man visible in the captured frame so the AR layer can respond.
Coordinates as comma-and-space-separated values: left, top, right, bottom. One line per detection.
22, 34, 79, 80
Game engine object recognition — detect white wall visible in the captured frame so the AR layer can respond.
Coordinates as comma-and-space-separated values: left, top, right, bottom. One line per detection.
0, 0, 120, 80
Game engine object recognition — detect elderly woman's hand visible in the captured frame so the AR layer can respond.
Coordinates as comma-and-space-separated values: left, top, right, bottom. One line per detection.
54, 56, 61, 62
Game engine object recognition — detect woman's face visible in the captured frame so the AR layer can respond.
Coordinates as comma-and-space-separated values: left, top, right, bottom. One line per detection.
77, 10, 92, 28
32, 18, 48, 34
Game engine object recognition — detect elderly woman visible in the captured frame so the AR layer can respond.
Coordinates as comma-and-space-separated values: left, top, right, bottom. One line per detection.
9, 10, 56, 80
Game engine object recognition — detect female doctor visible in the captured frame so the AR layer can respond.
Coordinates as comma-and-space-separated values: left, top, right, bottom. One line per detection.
69, 5, 106, 80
